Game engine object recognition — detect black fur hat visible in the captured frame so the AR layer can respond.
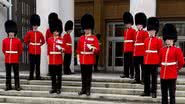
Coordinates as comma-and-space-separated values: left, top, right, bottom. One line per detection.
135, 12, 147, 28
30, 14, 40, 26
81, 13, 94, 30
147, 17, 159, 33
50, 19, 63, 36
4, 20, 18, 35
48, 12, 58, 29
123, 12, 134, 25
48, 12, 58, 23
162, 23, 177, 42
65, 20, 73, 32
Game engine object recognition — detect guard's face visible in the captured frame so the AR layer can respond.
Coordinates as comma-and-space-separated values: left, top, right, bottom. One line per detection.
125, 24, 132, 28
84, 29, 92, 35
53, 31, 59, 36
137, 25, 143, 30
148, 30, 156, 37
32, 26, 38, 31
67, 30, 72, 34
8, 32, 15, 38
165, 39, 174, 46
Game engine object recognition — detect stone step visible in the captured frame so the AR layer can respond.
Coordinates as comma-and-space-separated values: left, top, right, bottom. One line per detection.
2, 80, 185, 91
0, 95, 124, 104
0, 90, 184, 104
0, 103, 18, 104
0, 84, 185, 97
1, 79, 185, 91
0, 76, 185, 85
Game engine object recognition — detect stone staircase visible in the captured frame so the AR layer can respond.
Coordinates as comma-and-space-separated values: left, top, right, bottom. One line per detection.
0, 73, 184, 104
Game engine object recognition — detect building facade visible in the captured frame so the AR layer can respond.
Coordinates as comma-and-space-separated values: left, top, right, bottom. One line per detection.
75, 0, 185, 72
0, 0, 185, 74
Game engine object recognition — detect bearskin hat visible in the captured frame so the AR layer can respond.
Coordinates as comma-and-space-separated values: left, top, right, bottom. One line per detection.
30, 14, 40, 26
147, 17, 160, 33
50, 19, 63, 36
48, 12, 58, 29
135, 12, 147, 28
4, 20, 18, 35
81, 13, 94, 30
65, 20, 73, 32
162, 23, 177, 42
123, 12, 134, 25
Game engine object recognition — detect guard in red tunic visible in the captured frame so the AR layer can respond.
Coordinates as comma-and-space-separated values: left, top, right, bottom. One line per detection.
47, 19, 65, 94
46, 12, 58, 42
120, 12, 135, 79
2, 20, 23, 91
160, 24, 184, 104
45, 12, 58, 76
77, 14, 100, 96
132, 12, 148, 84
24, 14, 45, 80
141, 17, 163, 98
63, 20, 73, 75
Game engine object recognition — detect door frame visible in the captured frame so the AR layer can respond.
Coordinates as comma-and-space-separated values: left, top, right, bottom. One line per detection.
106, 22, 124, 72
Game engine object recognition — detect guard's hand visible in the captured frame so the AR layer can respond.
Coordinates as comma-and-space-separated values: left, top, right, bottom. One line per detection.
87, 44, 96, 52
77, 54, 80, 65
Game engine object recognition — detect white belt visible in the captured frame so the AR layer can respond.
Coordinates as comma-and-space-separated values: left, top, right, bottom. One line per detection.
50, 51, 61, 55
161, 62, 177, 66
145, 50, 158, 53
5, 51, 18, 54
124, 40, 134, 43
134, 43, 144, 46
66, 43, 72, 46
80, 51, 93, 55
30, 42, 41, 45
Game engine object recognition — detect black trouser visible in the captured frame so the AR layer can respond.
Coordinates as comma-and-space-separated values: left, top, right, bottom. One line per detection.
161, 79, 176, 104
133, 56, 144, 82
94, 55, 99, 71
49, 65, 62, 90
29, 54, 41, 79
64, 53, 72, 74
5, 63, 20, 89
80, 64, 93, 93
143, 65, 158, 95
123, 52, 134, 77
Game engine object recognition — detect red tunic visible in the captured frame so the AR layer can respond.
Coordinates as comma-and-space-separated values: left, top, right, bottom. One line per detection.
24, 30, 45, 55
46, 28, 53, 43
133, 30, 149, 56
77, 35, 100, 64
144, 36, 163, 64
2, 37, 23, 63
159, 46, 184, 79
63, 33, 72, 54
47, 37, 65, 65
123, 27, 136, 52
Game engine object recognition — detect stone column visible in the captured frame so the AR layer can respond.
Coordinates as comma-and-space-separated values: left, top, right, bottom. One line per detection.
130, 0, 156, 17
0, 5, 7, 71
36, 0, 59, 75
59, 0, 75, 72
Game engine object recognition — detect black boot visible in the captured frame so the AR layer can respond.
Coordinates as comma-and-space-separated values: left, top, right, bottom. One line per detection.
78, 90, 86, 96
27, 76, 34, 80
86, 91, 91, 96
49, 89, 56, 94
15, 87, 22, 91
56, 89, 61, 94
120, 75, 129, 78
131, 80, 141, 84
152, 93, 157, 98
140, 93, 150, 96
4, 86, 12, 91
